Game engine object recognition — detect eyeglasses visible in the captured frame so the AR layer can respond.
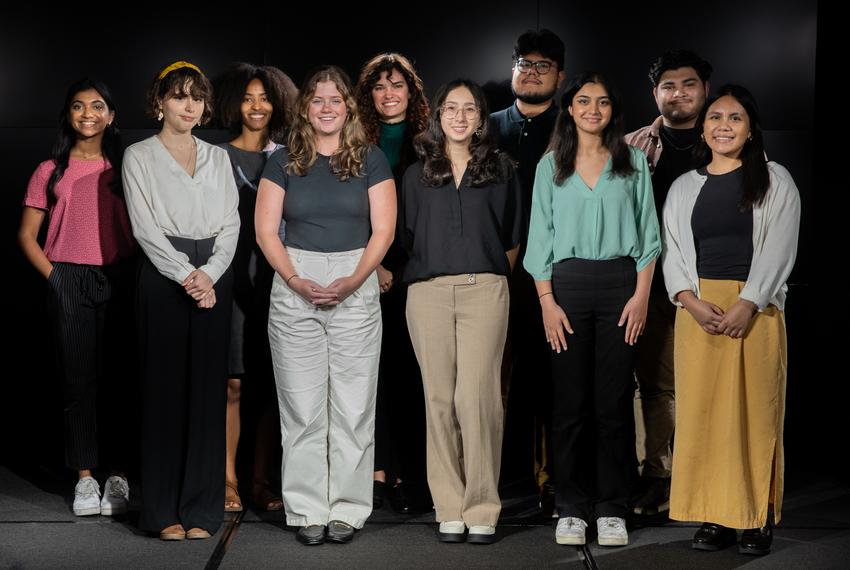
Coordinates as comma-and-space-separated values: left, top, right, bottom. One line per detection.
441, 104, 480, 120
515, 58, 554, 75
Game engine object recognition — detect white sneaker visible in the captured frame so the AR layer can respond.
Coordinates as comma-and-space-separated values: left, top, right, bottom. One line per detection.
555, 517, 587, 545
73, 476, 101, 516
100, 475, 129, 516
467, 525, 497, 544
597, 516, 628, 546
438, 520, 466, 543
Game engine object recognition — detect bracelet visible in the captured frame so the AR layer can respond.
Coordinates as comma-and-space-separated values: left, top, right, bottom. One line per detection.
538, 291, 553, 300
285, 274, 298, 285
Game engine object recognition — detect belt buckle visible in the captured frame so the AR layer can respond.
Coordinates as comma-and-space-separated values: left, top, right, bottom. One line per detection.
467, 273, 476, 284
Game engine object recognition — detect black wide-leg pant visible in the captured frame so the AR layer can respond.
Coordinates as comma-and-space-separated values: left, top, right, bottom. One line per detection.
137, 238, 232, 533
551, 258, 638, 521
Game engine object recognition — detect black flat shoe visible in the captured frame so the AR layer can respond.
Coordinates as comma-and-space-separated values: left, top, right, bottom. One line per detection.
539, 481, 556, 519
296, 524, 326, 545
326, 520, 355, 544
389, 481, 411, 514
373, 480, 386, 509
739, 520, 772, 555
692, 522, 736, 551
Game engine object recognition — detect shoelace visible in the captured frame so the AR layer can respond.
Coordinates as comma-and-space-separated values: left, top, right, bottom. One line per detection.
77, 479, 100, 499
599, 517, 625, 530
106, 478, 128, 498
558, 517, 585, 530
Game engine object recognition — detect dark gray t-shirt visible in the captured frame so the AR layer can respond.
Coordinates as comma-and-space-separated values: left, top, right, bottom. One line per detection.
261, 145, 392, 252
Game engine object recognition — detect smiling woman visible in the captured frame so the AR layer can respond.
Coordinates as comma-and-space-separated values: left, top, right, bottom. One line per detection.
255, 65, 396, 546
122, 61, 240, 542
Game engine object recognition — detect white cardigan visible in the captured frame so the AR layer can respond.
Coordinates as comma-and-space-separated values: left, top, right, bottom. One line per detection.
661, 162, 801, 311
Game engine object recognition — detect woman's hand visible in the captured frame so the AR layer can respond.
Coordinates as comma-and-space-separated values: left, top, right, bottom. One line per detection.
325, 275, 364, 304
619, 294, 649, 345
288, 276, 342, 306
679, 292, 725, 334
183, 269, 213, 300
376, 265, 394, 294
541, 296, 573, 353
716, 299, 757, 338
197, 288, 216, 309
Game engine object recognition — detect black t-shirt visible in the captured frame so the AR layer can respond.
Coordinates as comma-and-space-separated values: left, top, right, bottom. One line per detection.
653, 126, 701, 212
261, 145, 392, 252
399, 159, 523, 283
691, 167, 753, 281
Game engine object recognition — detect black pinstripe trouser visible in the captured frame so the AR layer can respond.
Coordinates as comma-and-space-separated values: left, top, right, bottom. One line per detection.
47, 260, 135, 471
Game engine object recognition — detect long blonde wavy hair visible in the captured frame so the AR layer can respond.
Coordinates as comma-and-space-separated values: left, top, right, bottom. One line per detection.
287, 66, 368, 180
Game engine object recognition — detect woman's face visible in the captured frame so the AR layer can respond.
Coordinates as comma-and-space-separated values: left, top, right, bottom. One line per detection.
371, 69, 410, 123
568, 81, 612, 136
702, 95, 751, 160
160, 80, 204, 133
68, 88, 114, 139
241, 78, 273, 132
308, 80, 347, 138
439, 85, 481, 147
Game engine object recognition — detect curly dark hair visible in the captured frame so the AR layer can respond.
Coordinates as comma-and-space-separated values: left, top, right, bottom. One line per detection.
414, 79, 512, 188
355, 53, 429, 145
549, 71, 635, 184
146, 62, 214, 125
214, 63, 298, 143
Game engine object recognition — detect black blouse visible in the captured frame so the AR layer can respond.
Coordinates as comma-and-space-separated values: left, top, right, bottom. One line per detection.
399, 160, 523, 283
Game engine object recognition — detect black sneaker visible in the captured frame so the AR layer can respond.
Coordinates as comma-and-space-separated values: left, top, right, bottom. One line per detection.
373, 480, 386, 509
389, 481, 411, 514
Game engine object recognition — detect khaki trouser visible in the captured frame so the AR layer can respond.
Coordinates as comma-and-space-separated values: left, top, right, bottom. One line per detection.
406, 273, 508, 527
269, 248, 381, 529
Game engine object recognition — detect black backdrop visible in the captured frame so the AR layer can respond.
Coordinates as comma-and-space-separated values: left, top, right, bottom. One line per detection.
3, 1, 834, 489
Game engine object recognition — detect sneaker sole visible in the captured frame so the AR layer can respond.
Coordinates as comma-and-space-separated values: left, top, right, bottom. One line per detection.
467, 533, 496, 545
738, 545, 770, 556
100, 504, 127, 516
438, 532, 466, 543
598, 537, 628, 546
556, 535, 586, 545
73, 506, 101, 516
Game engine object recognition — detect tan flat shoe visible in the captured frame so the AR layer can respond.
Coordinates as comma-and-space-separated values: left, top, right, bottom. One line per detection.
186, 528, 212, 540
159, 523, 186, 541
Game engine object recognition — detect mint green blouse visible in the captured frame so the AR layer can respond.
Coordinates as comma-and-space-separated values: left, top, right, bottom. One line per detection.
523, 146, 661, 281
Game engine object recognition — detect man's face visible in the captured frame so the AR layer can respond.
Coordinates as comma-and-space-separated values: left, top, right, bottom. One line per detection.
511, 51, 565, 105
653, 66, 708, 126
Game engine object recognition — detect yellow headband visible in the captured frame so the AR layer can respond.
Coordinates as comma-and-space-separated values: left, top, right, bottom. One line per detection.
158, 61, 202, 80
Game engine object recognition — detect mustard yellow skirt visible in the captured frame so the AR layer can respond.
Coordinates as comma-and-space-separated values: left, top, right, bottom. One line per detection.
669, 279, 786, 529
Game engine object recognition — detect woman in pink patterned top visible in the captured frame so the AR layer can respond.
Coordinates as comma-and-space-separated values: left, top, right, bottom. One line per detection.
18, 78, 137, 518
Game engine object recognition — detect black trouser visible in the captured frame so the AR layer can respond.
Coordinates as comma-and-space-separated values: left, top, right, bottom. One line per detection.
138, 237, 232, 533
373, 281, 426, 488
47, 259, 137, 471
551, 258, 638, 520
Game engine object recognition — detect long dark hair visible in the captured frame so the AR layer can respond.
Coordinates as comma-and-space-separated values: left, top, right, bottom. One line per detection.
548, 71, 634, 185
694, 84, 769, 209
414, 79, 511, 187
215, 62, 298, 143
48, 78, 123, 203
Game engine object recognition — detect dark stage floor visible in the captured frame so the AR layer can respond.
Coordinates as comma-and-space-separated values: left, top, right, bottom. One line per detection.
1, 467, 848, 569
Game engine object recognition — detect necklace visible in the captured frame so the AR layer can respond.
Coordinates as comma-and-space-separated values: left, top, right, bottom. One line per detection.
158, 134, 197, 175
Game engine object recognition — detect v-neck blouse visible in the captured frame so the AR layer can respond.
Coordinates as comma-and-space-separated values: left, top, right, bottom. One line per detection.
523, 146, 661, 280
123, 135, 240, 284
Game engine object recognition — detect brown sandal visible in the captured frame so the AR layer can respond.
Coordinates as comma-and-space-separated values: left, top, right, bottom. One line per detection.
225, 480, 243, 512
252, 479, 283, 512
